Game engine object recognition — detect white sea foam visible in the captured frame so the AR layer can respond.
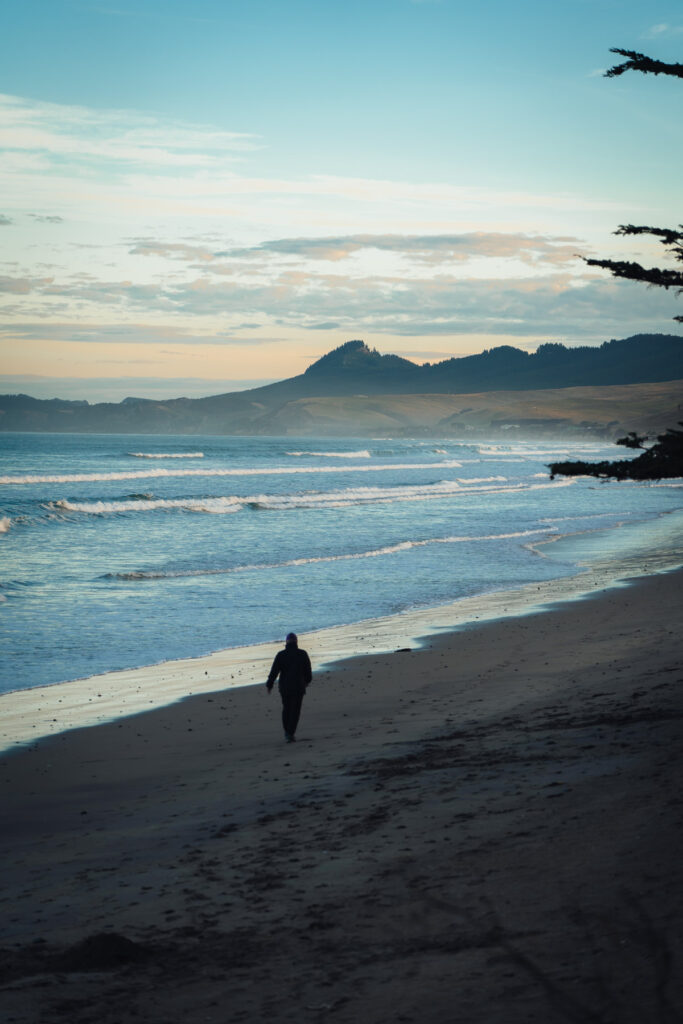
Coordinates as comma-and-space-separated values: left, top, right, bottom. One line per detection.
55, 497, 243, 515
128, 452, 204, 459
0, 459, 464, 485
478, 444, 612, 459
107, 527, 558, 581
461, 476, 507, 484
286, 449, 371, 458
0, 517, 10, 533
53, 477, 574, 517
540, 513, 629, 523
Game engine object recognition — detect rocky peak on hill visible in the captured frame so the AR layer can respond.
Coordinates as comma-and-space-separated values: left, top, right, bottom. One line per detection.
304, 339, 417, 378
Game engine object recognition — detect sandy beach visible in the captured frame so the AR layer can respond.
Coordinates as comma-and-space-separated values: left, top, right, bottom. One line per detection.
2, 567, 682, 1023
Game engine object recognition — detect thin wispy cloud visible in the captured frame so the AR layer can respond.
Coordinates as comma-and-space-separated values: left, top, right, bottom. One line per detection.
127, 232, 585, 274
0, 323, 281, 346
645, 23, 683, 38
29, 214, 64, 223
0, 94, 258, 175
0, 274, 54, 294
0, 93, 627, 231
128, 240, 218, 262
232, 232, 584, 267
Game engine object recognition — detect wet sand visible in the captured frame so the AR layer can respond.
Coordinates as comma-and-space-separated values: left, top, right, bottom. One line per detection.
1, 568, 682, 1023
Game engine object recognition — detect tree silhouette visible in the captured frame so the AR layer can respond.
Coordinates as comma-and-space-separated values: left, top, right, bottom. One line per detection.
583, 52, 683, 320
615, 431, 648, 451
549, 423, 683, 480
550, 47, 683, 481
604, 48, 683, 80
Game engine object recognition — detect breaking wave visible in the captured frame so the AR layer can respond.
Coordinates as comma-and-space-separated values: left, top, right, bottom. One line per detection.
52, 477, 574, 516
128, 451, 204, 459
540, 513, 628, 524
477, 444, 611, 457
0, 459, 464, 485
55, 496, 243, 515
286, 449, 371, 458
105, 527, 558, 581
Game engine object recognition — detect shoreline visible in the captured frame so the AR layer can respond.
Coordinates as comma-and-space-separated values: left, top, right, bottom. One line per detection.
2, 543, 682, 1022
2, 506, 682, 752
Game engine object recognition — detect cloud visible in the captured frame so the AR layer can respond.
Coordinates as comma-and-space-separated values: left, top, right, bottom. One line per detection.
645, 23, 683, 38
2, 264, 677, 345
0, 91, 628, 238
4, 238, 677, 343
128, 239, 218, 262
142, 267, 677, 340
237, 232, 584, 266
29, 214, 64, 223
0, 274, 54, 294
0, 90, 671, 352
0, 322, 281, 346
128, 232, 586, 281
0, 93, 258, 176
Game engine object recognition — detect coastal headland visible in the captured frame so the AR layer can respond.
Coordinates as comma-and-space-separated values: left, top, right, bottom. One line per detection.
1, 567, 682, 1022
3, 335, 682, 438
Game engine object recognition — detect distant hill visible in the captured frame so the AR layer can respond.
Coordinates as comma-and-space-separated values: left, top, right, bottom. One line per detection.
1, 333, 681, 436
254, 380, 683, 440
299, 334, 683, 393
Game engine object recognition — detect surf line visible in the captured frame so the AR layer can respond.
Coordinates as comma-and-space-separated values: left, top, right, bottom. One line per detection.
106, 527, 559, 581
0, 460, 465, 485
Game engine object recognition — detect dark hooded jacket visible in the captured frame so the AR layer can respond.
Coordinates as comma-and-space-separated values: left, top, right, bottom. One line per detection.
267, 641, 312, 693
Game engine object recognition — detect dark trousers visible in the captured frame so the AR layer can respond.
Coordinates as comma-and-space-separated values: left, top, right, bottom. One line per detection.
280, 685, 305, 737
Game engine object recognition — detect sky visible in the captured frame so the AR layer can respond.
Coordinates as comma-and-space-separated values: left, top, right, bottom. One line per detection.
1, 0, 682, 401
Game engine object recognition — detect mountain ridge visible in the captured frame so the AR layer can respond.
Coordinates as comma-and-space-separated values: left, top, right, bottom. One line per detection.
1, 333, 681, 436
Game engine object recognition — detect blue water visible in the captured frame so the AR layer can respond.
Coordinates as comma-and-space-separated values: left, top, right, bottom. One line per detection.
1, 432, 682, 695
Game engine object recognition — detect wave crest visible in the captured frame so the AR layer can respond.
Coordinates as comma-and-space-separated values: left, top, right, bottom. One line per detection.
286, 449, 372, 458
53, 477, 574, 518
105, 527, 558, 582
0, 459, 464, 485
128, 451, 204, 459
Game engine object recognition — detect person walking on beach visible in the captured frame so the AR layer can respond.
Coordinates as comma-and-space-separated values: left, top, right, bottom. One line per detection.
266, 632, 312, 742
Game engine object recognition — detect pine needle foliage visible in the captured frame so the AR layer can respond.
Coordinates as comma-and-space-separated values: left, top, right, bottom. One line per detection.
604, 48, 683, 79
551, 47, 683, 480
582, 50, 683, 322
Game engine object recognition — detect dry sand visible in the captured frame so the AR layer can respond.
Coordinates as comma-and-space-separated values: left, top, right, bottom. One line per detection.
1, 568, 682, 1023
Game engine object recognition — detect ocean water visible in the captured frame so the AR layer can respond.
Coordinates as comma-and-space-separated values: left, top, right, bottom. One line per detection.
1, 432, 682, 696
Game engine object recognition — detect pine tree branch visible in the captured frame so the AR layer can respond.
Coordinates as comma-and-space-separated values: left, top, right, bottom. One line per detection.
599, 50, 683, 321
582, 257, 683, 290
614, 224, 683, 248
605, 49, 683, 79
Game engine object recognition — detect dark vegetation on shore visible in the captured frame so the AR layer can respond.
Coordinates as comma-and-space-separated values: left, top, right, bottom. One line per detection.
549, 423, 683, 480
